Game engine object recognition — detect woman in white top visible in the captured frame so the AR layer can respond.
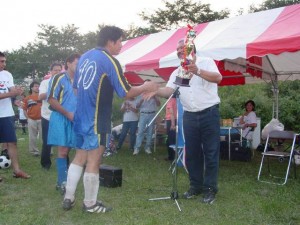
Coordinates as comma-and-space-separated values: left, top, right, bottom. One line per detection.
239, 100, 257, 140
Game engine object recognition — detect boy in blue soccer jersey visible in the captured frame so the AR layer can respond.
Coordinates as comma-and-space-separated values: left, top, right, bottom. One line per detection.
47, 53, 81, 194
62, 26, 159, 213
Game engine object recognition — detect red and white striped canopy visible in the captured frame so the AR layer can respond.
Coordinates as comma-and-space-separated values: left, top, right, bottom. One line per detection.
117, 4, 300, 86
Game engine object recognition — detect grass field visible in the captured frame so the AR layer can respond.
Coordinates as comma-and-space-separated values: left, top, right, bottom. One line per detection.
0, 130, 300, 225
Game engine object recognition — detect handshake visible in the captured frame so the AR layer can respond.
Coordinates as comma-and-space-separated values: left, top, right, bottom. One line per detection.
140, 80, 160, 100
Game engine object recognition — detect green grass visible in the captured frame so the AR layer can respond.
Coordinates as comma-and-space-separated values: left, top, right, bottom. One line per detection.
1, 130, 300, 225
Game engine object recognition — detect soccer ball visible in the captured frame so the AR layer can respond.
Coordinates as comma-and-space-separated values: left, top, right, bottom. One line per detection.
0, 155, 11, 169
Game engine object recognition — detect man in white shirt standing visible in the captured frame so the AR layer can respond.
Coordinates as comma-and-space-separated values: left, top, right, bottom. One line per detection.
39, 62, 62, 170
0, 51, 30, 180
116, 97, 139, 151
154, 39, 222, 204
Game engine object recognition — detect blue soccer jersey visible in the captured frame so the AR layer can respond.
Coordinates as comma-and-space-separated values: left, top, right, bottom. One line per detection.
47, 72, 77, 113
73, 48, 131, 135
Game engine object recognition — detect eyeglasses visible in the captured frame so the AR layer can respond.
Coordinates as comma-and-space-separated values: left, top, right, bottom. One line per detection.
0, 60, 6, 63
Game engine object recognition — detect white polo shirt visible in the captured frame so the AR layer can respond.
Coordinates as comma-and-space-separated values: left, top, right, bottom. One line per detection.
166, 57, 220, 112
39, 79, 52, 120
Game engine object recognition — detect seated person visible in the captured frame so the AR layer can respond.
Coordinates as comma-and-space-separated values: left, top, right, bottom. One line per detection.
112, 124, 123, 141
239, 100, 257, 140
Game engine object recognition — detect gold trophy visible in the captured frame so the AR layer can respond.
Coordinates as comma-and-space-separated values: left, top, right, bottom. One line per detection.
174, 25, 197, 87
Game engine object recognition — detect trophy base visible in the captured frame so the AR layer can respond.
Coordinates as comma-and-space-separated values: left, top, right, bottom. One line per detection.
174, 77, 190, 87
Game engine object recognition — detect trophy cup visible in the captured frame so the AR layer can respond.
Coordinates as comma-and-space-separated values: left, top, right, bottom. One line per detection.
174, 25, 197, 87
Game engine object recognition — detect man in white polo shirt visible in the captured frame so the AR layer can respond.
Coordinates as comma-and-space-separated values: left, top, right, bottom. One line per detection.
154, 39, 222, 204
39, 62, 62, 170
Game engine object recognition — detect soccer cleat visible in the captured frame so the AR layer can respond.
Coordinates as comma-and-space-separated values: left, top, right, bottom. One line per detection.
60, 182, 67, 196
83, 201, 112, 213
62, 199, 75, 210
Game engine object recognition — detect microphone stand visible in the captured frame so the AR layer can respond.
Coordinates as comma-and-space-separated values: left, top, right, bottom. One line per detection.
147, 87, 182, 212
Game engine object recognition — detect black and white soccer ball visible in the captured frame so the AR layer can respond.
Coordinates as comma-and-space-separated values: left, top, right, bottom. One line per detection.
0, 155, 11, 169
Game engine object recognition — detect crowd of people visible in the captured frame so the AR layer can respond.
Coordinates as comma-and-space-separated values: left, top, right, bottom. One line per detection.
1, 25, 258, 212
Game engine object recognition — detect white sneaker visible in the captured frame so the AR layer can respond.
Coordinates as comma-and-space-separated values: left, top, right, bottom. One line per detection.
133, 149, 139, 155
145, 149, 152, 154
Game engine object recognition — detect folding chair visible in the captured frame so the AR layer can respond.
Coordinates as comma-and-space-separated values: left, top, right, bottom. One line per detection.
169, 98, 188, 174
257, 130, 299, 185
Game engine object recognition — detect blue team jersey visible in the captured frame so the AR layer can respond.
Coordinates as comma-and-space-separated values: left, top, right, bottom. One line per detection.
73, 48, 131, 135
47, 72, 77, 113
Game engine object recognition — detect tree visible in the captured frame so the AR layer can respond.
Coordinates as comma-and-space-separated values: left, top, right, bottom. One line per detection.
139, 0, 230, 31
125, 24, 158, 40
6, 24, 90, 81
219, 84, 273, 129
34, 24, 82, 62
249, 0, 300, 13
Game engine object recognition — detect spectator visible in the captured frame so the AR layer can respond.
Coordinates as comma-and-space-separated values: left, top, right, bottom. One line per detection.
15, 94, 27, 135
133, 86, 160, 155
111, 124, 122, 141
239, 100, 257, 140
23, 81, 42, 156
116, 97, 139, 151
39, 62, 62, 169
0, 51, 30, 179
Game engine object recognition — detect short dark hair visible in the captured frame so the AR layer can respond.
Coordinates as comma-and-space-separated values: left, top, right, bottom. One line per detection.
50, 62, 62, 71
0, 51, 6, 58
65, 53, 81, 70
97, 26, 124, 47
29, 81, 40, 94
244, 100, 256, 111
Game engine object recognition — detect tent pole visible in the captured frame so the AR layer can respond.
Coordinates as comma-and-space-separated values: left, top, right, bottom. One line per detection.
266, 55, 279, 119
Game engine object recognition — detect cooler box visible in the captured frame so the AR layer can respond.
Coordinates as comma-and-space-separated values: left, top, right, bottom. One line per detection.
230, 142, 252, 162
99, 164, 122, 188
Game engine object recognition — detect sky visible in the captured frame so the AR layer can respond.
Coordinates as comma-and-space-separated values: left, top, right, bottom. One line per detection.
0, 0, 264, 51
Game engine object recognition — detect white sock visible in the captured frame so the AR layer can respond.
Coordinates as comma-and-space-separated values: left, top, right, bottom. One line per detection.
64, 163, 83, 202
83, 172, 99, 207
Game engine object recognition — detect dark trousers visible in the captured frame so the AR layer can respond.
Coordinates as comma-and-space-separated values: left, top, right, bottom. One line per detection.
166, 119, 176, 160
183, 105, 220, 193
40, 117, 52, 169
19, 119, 27, 134
117, 121, 138, 149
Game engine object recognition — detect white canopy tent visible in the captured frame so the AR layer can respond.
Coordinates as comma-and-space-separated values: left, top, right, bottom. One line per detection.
116, 4, 300, 118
